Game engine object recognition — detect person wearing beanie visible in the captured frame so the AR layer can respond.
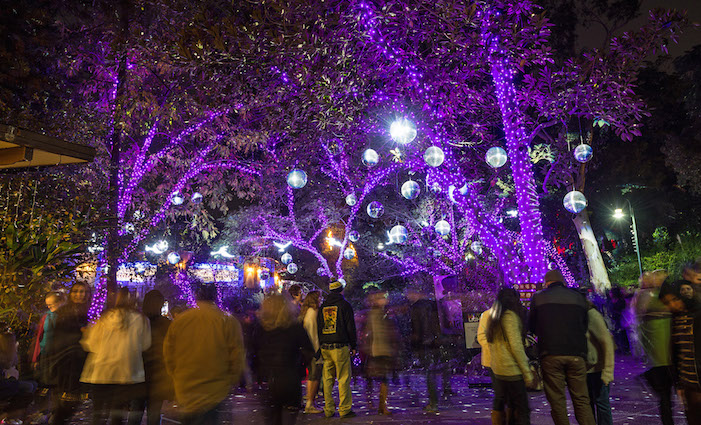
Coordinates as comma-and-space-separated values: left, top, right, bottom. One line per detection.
529, 270, 594, 425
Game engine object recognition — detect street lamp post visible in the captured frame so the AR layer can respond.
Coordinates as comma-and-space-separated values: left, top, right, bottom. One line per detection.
614, 200, 643, 278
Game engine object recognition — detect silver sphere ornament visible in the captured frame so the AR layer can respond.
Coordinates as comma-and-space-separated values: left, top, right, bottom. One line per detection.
167, 252, 181, 265
123, 223, 135, 234
191, 192, 203, 204
424, 146, 445, 167
389, 225, 408, 244
366, 201, 384, 219
348, 230, 360, 242
345, 193, 358, 207
470, 241, 483, 255
281, 253, 293, 265
170, 192, 185, 206
286, 169, 308, 189
362, 149, 379, 167
563, 190, 587, 214
574, 144, 593, 163
435, 220, 451, 236
389, 118, 417, 144
486, 147, 508, 168
343, 248, 356, 260
401, 180, 421, 200
286, 263, 298, 274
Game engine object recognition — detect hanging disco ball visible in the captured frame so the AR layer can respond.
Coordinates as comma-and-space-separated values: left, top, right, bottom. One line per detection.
389, 225, 408, 244
170, 191, 185, 206
471, 241, 483, 255
424, 146, 445, 167
486, 146, 508, 168
366, 201, 384, 219
191, 192, 203, 204
348, 230, 360, 242
362, 149, 379, 167
286, 169, 308, 189
574, 144, 593, 163
123, 223, 135, 234
401, 180, 421, 200
167, 252, 181, 265
389, 118, 417, 144
435, 220, 451, 236
343, 248, 356, 260
563, 190, 587, 214
281, 252, 293, 265
287, 263, 298, 274
345, 193, 358, 207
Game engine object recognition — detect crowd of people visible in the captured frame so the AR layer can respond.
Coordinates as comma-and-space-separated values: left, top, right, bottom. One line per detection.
2, 260, 701, 425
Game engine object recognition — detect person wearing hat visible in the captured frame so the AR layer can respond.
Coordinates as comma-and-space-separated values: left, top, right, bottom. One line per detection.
317, 280, 357, 418
529, 270, 595, 425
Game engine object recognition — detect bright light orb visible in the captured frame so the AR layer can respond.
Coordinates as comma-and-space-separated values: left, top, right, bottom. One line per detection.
424, 146, 445, 167
286, 263, 298, 274
343, 248, 356, 260
563, 190, 588, 214
389, 225, 408, 244
435, 220, 451, 236
486, 147, 508, 168
123, 223, 135, 234
471, 241, 483, 255
345, 193, 358, 206
401, 180, 421, 200
574, 144, 593, 163
362, 149, 379, 167
389, 118, 417, 144
191, 192, 203, 204
170, 191, 185, 206
281, 252, 293, 265
348, 230, 360, 242
286, 169, 308, 189
167, 252, 181, 265
366, 201, 384, 219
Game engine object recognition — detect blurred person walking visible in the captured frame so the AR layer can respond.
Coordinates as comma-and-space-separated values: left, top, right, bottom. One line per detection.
80, 287, 151, 425
288, 284, 303, 317
582, 292, 615, 425
364, 292, 399, 416
407, 288, 441, 413
529, 270, 594, 425
252, 294, 314, 425
1, 326, 37, 422
317, 281, 357, 419
164, 283, 245, 425
299, 291, 323, 414
31, 292, 64, 416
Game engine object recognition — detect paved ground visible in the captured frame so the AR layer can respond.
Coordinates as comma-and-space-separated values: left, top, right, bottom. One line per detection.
69, 355, 682, 424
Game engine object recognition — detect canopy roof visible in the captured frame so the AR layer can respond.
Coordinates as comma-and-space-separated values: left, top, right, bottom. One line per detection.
0, 124, 96, 169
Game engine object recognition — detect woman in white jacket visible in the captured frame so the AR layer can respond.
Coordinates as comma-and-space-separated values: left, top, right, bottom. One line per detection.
80, 288, 151, 425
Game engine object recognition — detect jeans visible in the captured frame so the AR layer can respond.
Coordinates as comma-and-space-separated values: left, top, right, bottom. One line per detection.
586, 372, 612, 425
541, 355, 595, 425
321, 346, 352, 416
644, 366, 675, 425
492, 377, 530, 425
181, 401, 222, 425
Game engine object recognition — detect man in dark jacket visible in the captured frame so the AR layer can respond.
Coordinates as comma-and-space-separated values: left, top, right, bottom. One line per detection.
317, 280, 357, 418
407, 288, 442, 412
529, 270, 595, 425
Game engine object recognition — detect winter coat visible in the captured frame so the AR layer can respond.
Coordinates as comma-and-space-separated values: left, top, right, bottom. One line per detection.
487, 310, 533, 381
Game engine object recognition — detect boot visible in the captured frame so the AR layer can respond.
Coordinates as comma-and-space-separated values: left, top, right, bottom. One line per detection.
491, 410, 505, 425
378, 383, 391, 415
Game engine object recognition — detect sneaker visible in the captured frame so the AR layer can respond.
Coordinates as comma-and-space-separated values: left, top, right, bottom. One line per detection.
304, 406, 323, 414
340, 411, 357, 418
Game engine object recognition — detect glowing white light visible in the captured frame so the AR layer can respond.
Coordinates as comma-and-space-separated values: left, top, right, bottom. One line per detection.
191, 192, 203, 204
145, 240, 169, 255
343, 248, 356, 260
211, 246, 236, 258
424, 146, 445, 167
167, 252, 181, 265
273, 241, 292, 252
389, 118, 417, 144
171, 192, 184, 206
348, 231, 360, 242
287, 169, 308, 189
367, 201, 384, 218
486, 146, 508, 168
471, 241, 483, 255
613, 208, 624, 219
506, 209, 518, 217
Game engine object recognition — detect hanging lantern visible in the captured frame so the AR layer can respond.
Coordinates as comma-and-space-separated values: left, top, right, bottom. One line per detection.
366, 201, 384, 218
424, 146, 445, 167
191, 192, 203, 204
345, 193, 358, 206
471, 241, 483, 255
170, 191, 185, 206
486, 147, 508, 168
435, 220, 451, 236
167, 252, 181, 265
401, 180, 421, 200
348, 230, 360, 242
286, 169, 308, 189
563, 190, 587, 214
343, 248, 356, 260
281, 253, 293, 265
286, 263, 298, 274
389, 118, 417, 144
362, 149, 379, 167
389, 225, 408, 244
574, 144, 593, 163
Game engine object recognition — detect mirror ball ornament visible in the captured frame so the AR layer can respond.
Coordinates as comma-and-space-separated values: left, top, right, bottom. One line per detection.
343, 248, 356, 260
367, 201, 384, 218
191, 192, 203, 204
389, 118, 417, 144
401, 180, 421, 200
345, 193, 358, 207
389, 225, 408, 244
170, 191, 185, 206
286, 169, 308, 189
486, 146, 508, 168
123, 223, 135, 234
362, 149, 379, 167
563, 190, 587, 214
286, 263, 298, 274
167, 252, 181, 265
435, 220, 451, 236
281, 252, 293, 265
471, 241, 483, 255
424, 146, 445, 167
348, 230, 360, 242
574, 144, 593, 163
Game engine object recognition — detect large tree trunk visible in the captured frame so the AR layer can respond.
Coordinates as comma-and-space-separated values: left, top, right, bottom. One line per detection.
573, 209, 611, 293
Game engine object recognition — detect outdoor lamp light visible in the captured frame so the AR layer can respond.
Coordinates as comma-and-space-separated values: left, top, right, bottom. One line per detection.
389, 118, 417, 144
613, 208, 624, 219
167, 252, 181, 265
574, 144, 593, 163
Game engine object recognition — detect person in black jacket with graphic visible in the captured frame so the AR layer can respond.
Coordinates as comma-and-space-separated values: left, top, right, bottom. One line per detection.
317, 281, 357, 419
529, 270, 595, 425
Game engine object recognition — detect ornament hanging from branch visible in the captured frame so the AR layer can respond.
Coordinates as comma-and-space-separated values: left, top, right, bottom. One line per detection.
287, 169, 308, 189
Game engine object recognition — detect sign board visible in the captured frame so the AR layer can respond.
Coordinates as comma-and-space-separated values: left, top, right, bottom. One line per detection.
463, 311, 482, 349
